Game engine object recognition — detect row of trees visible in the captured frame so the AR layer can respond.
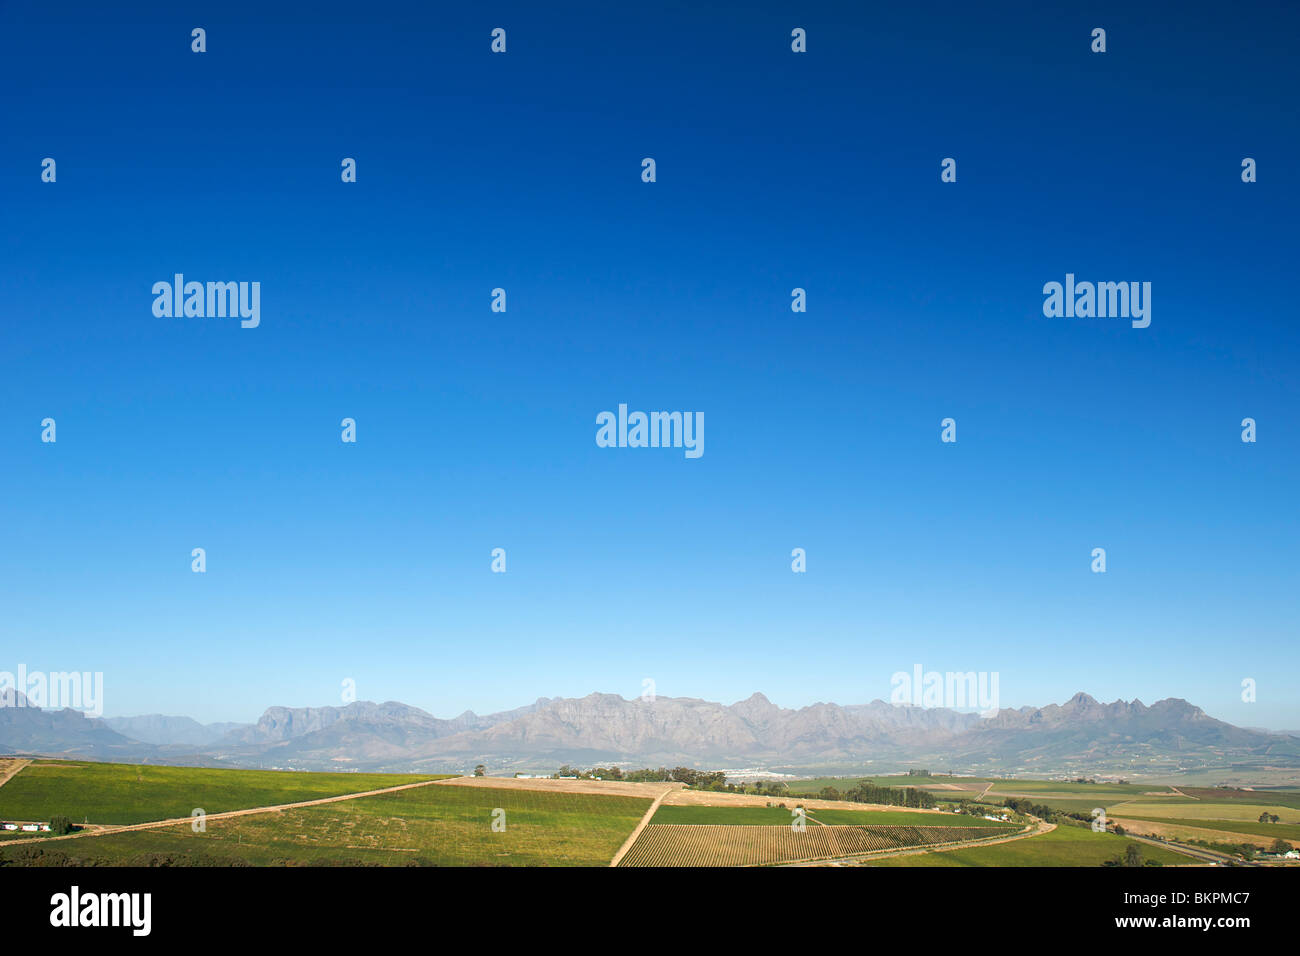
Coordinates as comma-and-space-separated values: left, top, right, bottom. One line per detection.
819, 782, 938, 809
1001, 797, 1056, 822
549, 766, 729, 788
1104, 844, 1151, 867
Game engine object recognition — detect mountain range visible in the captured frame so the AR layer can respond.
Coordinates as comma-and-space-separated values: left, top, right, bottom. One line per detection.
2, 688, 1297, 777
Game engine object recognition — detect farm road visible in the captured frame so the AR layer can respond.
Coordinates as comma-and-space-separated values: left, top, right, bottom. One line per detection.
0, 759, 31, 791
609, 786, 679, 867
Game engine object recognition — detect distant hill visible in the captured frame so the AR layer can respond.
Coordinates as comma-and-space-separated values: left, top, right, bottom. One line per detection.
204, 698, 552, 766
0, 689, 150, 761
3, 688, 1296, 775
103, 714, 249, 747
401, 691, 1300, 775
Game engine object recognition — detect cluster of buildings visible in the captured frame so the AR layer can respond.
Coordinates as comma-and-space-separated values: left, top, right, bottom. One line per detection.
1, 821, 51, 832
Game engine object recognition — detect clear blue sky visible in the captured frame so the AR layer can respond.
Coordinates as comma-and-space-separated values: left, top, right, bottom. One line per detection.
2, 1, 1297, 729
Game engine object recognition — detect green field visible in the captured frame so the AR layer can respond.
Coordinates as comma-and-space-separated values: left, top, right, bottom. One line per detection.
0, 782, 651, 867
988, 780, 1166, 797
651, 805, 801, 825
1106, 801, 1300, 824
1173, 788, 1300, 810
866, 824, 1194, 867
0, 760, 450, 825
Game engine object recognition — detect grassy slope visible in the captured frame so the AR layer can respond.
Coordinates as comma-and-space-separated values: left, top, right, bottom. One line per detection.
0, 760, 450, 825
0, 782, 651, 867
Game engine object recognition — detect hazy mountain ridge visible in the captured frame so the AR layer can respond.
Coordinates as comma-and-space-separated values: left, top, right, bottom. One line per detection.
408, 691, 1299, 772
3, 689, 1296, 775
0, 689, 145, 760
104, 714, 248, 747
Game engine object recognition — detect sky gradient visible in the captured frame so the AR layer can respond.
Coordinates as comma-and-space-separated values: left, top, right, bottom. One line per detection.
2, 1, 1297, 729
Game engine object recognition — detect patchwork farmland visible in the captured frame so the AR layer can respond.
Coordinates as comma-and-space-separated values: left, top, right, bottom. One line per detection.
617, 823, 1015, 867
777, 773, 1300, 862
865, 822, 1197, 867
0, 759, 1293, 867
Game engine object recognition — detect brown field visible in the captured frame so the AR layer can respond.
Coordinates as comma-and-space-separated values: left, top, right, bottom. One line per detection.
617, 823, 1010, 867
433, 776, 681, 799
1111, 816, 1294, 849
661, 789, 952, 814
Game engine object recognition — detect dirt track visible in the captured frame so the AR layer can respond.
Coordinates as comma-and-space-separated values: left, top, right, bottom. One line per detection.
0, 759, 31, 790
609, 788, 677, 866
1123, 832, 1238, 865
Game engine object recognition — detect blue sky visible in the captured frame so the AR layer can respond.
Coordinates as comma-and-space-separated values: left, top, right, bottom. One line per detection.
2, 1, 1297, 729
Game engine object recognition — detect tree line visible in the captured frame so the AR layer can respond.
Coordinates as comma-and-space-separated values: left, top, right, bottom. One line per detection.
546, 767, 939, 808
817, 782, 937, 809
